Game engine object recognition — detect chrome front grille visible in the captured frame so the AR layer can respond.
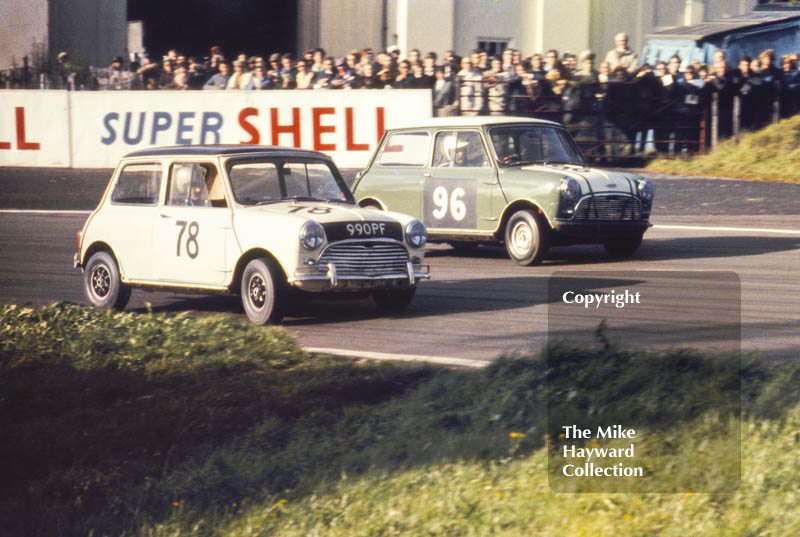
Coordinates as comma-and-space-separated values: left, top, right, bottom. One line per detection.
318, 241, 409, 276
573, 194, 642, 221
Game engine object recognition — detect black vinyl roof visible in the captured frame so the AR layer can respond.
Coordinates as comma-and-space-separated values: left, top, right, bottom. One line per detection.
123, 145, 328, 159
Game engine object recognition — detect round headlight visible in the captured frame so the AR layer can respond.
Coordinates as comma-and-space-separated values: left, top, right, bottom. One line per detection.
559, 177, 581, 201
637, 178, 655, 201
405, 219, 427, 249
299, 221, 325, 250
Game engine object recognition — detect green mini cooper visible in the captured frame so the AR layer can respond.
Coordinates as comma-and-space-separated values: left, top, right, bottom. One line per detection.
351, 117, 654, 265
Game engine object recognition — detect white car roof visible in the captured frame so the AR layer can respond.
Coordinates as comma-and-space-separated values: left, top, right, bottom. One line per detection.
389, 116, 561, 130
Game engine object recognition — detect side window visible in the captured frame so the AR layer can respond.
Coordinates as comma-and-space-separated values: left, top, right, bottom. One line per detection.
110, 163, 162, 205
433, 131, 490, 168
167, 163, 227, 208
377, 132, 430, 167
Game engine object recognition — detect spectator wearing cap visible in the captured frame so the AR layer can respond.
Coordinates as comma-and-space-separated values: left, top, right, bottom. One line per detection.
266, 53, 282, 87
330, 57, 359, 89
54, 51, 76, 89
605, 32, 638, 75
226, 60, 251, 89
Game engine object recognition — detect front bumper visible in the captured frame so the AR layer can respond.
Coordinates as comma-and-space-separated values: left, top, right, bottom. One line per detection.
73, 251, 82, 270
290, 261, 430, 292
550, 219, 651, 244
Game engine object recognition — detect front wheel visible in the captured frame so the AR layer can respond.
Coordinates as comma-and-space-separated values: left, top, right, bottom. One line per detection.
84, 251, 131, 310
504, 210, 549, 266
604, 234, 643, 258
373, 287, 416, 312
240, 258, 284, 325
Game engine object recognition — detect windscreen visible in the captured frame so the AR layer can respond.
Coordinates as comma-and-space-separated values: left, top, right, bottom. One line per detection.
489, 126, 586, 166
227, 158, 355, 205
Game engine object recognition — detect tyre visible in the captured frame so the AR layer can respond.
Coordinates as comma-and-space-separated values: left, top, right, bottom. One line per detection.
504, 210, 549, 266
373, 287, 416, 312
84, 251, 131, 310
604, 234, 643, 258
240, 258, 284, 325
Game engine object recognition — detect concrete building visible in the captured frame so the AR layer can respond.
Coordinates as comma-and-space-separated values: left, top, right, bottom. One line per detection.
0, 0, 126, 70
298, 0, 758, 60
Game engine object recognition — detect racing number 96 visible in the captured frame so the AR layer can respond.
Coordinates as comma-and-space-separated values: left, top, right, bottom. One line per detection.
432, 186, 467, 221
176, 220, 199, 258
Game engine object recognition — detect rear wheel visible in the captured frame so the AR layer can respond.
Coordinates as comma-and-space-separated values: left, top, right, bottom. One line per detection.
373, 287, 416, 312
84, 251, 131, 310
240, 258, 284, 324
504, 210, 549, 266
604, 234, 643, 258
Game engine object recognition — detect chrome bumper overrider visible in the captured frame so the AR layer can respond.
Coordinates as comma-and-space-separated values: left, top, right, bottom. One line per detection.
291, 261, 430, 291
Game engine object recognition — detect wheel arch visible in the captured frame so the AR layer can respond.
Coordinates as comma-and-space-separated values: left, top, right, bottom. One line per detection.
231, 248, 286, 294
357, 197, 386, 210
495, 199, 552, 241
82, 241, 118, 268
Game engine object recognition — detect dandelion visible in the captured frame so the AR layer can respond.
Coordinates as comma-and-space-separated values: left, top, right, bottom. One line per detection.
635, 500, 642, 505
509, 432, 525, 439
686, 492, 692, 497
623, 514, 632, 520
277, 499, 287, 505
496, 492, 504, 498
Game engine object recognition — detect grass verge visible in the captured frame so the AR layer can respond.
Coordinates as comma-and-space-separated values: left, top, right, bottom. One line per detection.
1, 303, 800, 536
646, 114, 800, 182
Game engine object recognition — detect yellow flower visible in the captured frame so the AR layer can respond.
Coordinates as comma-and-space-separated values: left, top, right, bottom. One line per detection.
496, 492, 504, 498
623, 514, 632, 521
509, 432, 526, 439
635, 500, 642, 505
686, 492, 692, 497
559, 433, 566, 438
277, 499, 288, 505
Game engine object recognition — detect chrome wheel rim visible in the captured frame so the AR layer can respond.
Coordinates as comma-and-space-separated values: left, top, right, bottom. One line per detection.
248, 274, 267, 309
90, 265, 111, 298
509, 221, 534, 258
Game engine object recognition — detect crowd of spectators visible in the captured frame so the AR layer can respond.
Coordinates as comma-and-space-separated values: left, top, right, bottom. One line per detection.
6, 33, 800, 154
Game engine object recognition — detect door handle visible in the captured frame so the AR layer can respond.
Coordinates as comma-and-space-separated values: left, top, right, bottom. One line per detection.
159, 213, 173, 219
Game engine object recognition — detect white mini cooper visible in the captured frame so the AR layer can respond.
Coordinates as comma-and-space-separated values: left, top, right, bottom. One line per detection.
74, 146, 429, 324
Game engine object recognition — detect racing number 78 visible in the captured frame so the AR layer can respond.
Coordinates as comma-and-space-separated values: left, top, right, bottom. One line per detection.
175, 220, 199, 259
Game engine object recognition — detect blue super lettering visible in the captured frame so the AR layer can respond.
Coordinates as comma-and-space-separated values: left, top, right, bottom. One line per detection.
123, 112, 145, 145
176, 112, 195, 145
200, 112, 223, 144
150, 112, 172, 144
100, 113, 119, 145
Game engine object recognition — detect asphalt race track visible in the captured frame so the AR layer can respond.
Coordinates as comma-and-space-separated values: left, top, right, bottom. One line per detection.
2, 167, 800, 365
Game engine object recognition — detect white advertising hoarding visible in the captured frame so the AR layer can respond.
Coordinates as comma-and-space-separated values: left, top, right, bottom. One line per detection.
0, 91, 71, 167
68, 89, 432, 168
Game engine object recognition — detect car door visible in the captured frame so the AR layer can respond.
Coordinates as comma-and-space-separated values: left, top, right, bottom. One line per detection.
153, 161, 234, 287
359, 130, 431, 217
99, 161, 163, 281
424, 129, 498, 234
